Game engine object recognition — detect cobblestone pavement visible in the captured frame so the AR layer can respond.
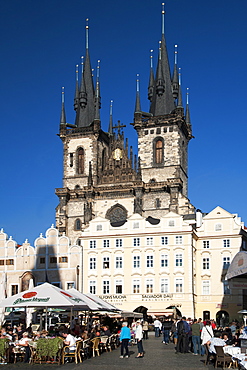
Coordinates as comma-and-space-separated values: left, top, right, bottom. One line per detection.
5, 334, 213, 370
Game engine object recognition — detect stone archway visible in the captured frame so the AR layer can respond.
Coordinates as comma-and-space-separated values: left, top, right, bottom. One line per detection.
216, 310, 229, 327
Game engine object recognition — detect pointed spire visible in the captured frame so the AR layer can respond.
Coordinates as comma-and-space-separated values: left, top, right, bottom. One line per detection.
60, 87, 66, 125
125, 137, 129, 155
108, 100, 113, 135
75, 19, 96, 127
149, 3, 175, 116
94, 59, 101, 121
185, 88, 191, 125
148, 49, 155, 101
74, 64, 79, 111
177, 68, 183, 108
79, 56, 87, 108
135, 74, 141, 113
130, 146, 133, 168
172, 45, 179, 99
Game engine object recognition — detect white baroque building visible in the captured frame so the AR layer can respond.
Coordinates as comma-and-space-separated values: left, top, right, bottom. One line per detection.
1, 207, 246, 323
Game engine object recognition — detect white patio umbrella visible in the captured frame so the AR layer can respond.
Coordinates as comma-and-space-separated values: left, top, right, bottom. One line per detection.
83, 292, 120, 311
65, 288, 103, 311
1, 282, 95, 330
26, 278, 34, 328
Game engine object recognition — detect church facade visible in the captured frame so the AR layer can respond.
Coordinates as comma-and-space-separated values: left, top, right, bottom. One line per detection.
55, 6, 195, 246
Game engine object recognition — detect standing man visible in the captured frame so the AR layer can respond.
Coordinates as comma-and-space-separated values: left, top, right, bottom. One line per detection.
162, 317, 173, 344
191, 319, 201, 355
176, 317, 190, 353
119, 322, 131, 359
135, 321, 144, 358
153, 318, 162, 337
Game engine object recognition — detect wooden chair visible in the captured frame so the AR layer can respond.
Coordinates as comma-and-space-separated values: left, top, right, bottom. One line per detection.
13, 346, 25, 363
82, 338, 90, 359
204, 344, 215, 366
214, 346, 232, 369
100, 336, 109, 353
62, 345, 76, 364
91, 337, 100, 357
75, 340, 84, 364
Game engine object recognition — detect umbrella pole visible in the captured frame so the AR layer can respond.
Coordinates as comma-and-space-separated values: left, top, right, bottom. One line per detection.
45, 307, 48, 331
70, 307, 73, 329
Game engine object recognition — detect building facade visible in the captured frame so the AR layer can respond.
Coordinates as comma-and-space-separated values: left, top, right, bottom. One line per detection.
1, 206, 246, 323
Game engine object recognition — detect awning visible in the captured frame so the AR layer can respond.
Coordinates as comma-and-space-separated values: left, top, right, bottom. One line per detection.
226, 251, 247, 280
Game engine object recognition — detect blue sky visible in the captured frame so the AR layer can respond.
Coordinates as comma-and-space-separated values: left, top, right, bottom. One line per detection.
1, 0, 247, 244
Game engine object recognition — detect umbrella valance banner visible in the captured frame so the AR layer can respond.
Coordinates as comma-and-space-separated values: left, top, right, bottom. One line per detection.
1, 283, 92, 309
84, 292, 120, 311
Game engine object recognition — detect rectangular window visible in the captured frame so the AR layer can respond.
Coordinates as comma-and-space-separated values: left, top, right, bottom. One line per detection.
103, 280, 110, 294
50, 257, 57, 264
90, 240, 96, 248
133, 255, 140, 268
67, 282, 75, 289
175, 236, 183, 245
89, 280, 96, 294
133, 279, 140, 293
146, 279, 153, 293
103, 257, 110, 269
161, 236, 168, 245
40, 257, 45, 264
223, 280, 230, 295
116, 239, 122, 248
96, 224, 102, 231
161, 278, 169, 293
161, 254, 168, 268
6, 259, 14, 265
203, 257, 210, 270
203, 240, 210, 248
115, 256, 122, 269
223, 256, 230, 269
223, 239, 230, 248
202, 280, 210, 295
89, 257, 96, 269
59, 256, 68, 263
103, 239, 110, 248
11, 285, 18, 296
133, 238, 140, 247
133, 222, 139, 229
175, 254, 183, 267
0, 260, 4, 265
146, 255, 153, 268
146, 237, 153, 246
175, 278, 183, 293
115, 280, 123, 294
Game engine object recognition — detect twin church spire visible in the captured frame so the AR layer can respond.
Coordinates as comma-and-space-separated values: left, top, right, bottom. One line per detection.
60, 4, 191, 130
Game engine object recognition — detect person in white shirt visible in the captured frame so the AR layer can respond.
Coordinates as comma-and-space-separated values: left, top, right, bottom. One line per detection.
153, 318, 162, 337
62, 330, 76, 352
17, 332, 31, 363
207, 332, 226, 354
135, 321, 144, 358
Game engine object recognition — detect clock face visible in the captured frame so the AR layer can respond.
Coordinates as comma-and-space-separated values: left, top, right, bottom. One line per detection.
113, 148, 122, 161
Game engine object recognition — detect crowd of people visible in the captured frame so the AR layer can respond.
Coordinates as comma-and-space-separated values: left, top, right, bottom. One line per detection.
151, 316, 242, 358
0, 315, 244, 364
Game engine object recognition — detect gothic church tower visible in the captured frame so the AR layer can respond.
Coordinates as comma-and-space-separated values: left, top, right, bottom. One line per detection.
55, 7, 194, 244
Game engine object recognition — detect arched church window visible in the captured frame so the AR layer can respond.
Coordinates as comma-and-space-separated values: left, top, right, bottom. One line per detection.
155, 140, 163, 164
77, 148, 84, 174
75, 219, 81, 231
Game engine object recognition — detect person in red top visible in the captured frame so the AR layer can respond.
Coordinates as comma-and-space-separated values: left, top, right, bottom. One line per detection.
210, 320, 216, 330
